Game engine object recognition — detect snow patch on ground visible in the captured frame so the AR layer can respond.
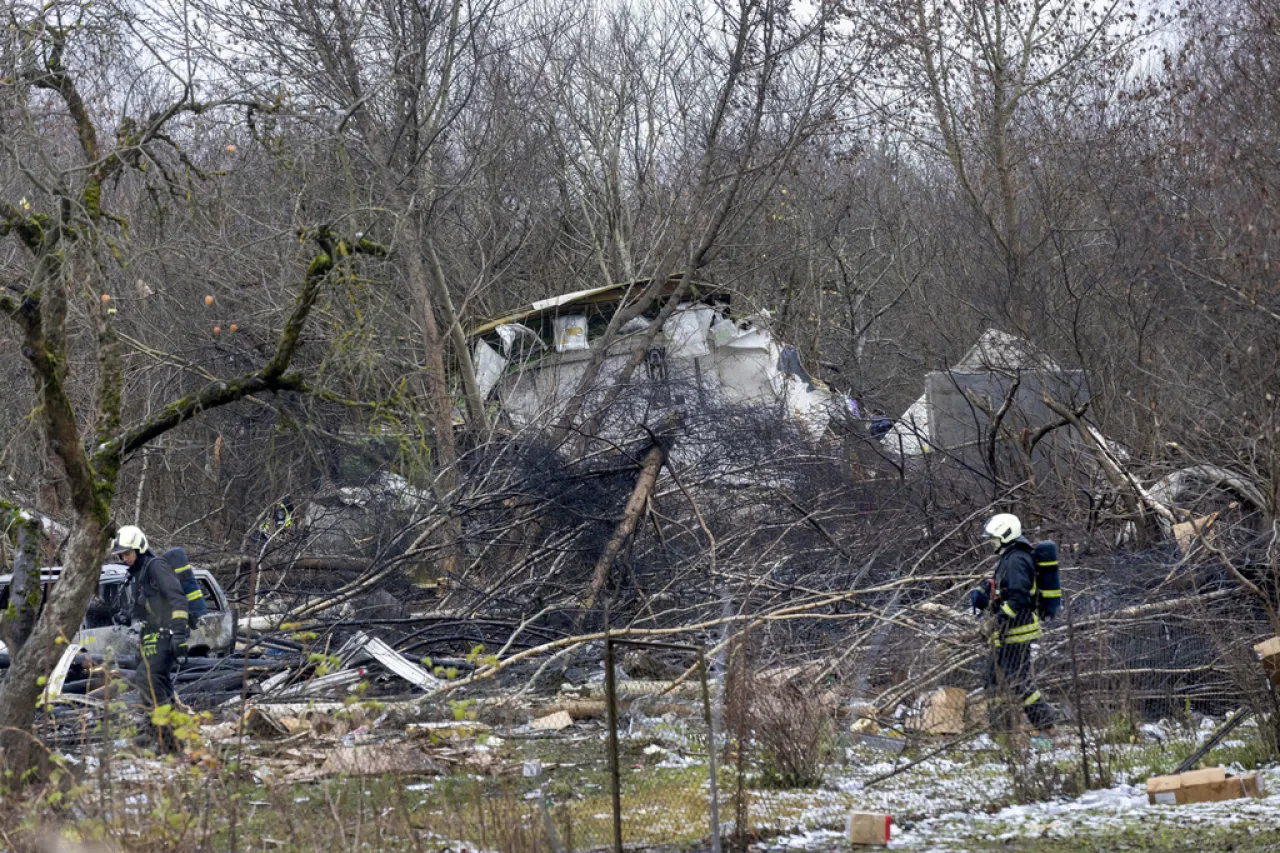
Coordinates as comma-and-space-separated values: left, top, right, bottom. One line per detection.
895, 767, 1280, 851
761, 751, 1280, 851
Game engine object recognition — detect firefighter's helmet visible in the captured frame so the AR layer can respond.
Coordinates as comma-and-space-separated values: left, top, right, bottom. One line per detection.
110, 525, 148, 556
983, 513, 1021, 549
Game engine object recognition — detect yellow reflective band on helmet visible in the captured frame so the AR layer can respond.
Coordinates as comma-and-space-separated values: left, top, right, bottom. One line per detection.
1039, 560, 1059, 566
186, 589, 204, 601
1040, 589, 1062, 598
172, 609, 188, 620
1023, 690, 1042, 706
174, 564, 193, 574
1000, 602, 1017, 618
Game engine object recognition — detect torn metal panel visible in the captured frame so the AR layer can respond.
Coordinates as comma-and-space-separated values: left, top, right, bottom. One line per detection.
274, 668, 368, 699
883, 328, 1089, 457
39, 642, 83, 705
667, 303, 715, 358
924, 368, 1088, 450
340, 630, 441, 691
1148, 465, 1268, 515
469, 276, 723, 339
473, 338, 508, 402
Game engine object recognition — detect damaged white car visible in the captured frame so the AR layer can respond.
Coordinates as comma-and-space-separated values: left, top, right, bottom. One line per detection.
0, 563, 236, 661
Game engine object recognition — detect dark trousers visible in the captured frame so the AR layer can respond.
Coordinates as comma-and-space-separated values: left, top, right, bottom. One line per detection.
133, 631, 177, 709
986, 641, 1054, 731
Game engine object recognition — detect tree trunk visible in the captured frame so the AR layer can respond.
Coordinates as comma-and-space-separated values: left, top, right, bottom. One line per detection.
585, 439, 669, 608
405, 241, 463, 585
0, 517, 106, 774
0, 516, 44, 656
427, 239, 489, 436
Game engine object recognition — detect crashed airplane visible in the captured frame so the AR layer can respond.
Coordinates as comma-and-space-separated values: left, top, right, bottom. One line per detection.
467, 277, 854, 442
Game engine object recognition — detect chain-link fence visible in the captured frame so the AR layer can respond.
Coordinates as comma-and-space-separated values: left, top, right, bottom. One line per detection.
596, 637, 721, 853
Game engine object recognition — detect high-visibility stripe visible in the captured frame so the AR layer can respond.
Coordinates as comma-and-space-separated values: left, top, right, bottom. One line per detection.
186, 589, 205, 601
1038, 560, 1059, 566
1000, 602, 1017, 618
174, 564, 193, 574
172, 609, 188, 620
1040, 589, 1062, 598
1023, 690, 1042, 706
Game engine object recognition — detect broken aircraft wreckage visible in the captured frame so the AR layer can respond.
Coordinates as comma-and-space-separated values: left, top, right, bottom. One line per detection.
467, 278, 853, 441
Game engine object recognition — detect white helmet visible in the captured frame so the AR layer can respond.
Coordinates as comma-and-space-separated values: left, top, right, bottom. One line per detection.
983, 513, 1021, 549
110, 524, 148, 556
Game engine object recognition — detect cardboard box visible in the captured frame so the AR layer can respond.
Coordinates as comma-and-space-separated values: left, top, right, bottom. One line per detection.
965, 696, 988, 729
909, 686, 967, 735
1255, 637, 1280, 686
1173, 512, 1218, 556
847, 811, 892, 846
1192, 773, 1265, 803
1146, 767, 1264, 805
1146, 773, 1181, 805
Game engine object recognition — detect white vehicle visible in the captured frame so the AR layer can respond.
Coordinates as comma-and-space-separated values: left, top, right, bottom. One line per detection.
0, 563, 236, 659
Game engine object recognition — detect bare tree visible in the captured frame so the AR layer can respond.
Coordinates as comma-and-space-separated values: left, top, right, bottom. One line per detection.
526, 0, 859, 443
0, 2, 383, 775
857, 0, 1151, 334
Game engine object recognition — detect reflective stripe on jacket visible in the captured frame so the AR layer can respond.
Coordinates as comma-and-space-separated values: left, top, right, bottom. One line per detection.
989, 538, 1041, 647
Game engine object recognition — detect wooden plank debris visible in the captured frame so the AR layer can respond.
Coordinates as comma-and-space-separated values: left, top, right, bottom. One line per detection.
530, 710, 573, 731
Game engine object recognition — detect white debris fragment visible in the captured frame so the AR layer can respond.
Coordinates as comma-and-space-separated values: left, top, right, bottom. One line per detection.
1140, 722, 1168, 743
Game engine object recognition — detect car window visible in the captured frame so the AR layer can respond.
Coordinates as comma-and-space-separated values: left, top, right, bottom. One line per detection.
85, 580, 126, 628
199, 577, 222, 611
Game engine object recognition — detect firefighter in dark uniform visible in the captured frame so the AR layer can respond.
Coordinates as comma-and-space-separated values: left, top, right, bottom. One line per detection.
111, 525, 189, 748
971, 513, 1055, 736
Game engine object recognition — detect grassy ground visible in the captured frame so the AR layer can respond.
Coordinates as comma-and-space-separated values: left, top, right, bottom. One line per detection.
6, 711, 1279, 852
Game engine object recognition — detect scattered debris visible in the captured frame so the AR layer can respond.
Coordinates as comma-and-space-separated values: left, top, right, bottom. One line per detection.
243, 707, 292, 739
1173, 512, 1220, 556
1146, 767, 1265, 805
38, 642, 83, 705
407, 721, 492, 740
1256, 636, 1280, 687
530, 710, 574, 731
317, 743, 443, 779
340, 630, 441, 691
541, 699, 608, 720
858, 732, 906, 755
468, 279, 847, 441
907, 687, 966, 736
846, 812, 892, 847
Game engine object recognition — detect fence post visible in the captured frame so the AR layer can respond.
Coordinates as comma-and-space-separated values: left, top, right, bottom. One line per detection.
1066, 597, 1092, 790
699, 649, 722, 853
605, 634, 623, 853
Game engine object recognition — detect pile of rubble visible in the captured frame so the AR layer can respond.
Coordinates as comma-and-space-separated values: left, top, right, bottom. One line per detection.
36, 630, 450, 729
